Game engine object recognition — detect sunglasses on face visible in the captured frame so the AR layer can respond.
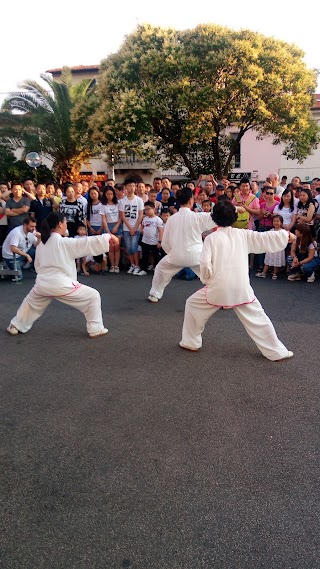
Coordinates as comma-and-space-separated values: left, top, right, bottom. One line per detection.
266, 192, 274, 196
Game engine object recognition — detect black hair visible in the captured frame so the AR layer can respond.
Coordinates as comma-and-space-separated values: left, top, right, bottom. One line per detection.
87, 185, 101, 221
298, 188, 313, 209
153, 177, 162, 182
279, 188, 294, 211
101, 185, 117, 205
93, 254, 103, 263
77, 222, 86, 229
217, 194, 228, 202
124, 177, 137, 186
114, 183, 124, 191
144, 200, 155, 208
176, 187, 193, 205
171, 180, 183, 188
41, 211, 65, 244
46, 181, 57, 188
11, 180, 22, 187
240, 177, 250, 185
212, 200, 237, 227
23, 214, 37, 225
63, 182, 73, 193
273, 214, 283, 224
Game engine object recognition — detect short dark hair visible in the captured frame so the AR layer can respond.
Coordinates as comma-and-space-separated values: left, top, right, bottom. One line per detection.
240, 177, 250, 185
144, 200, 155, 208
124, 177, 136, 186
23, 214, 37, 225
212, 200, 237, 227
171, 181, 182, 188
77, 222, 86, 229
176, 187, 193, 205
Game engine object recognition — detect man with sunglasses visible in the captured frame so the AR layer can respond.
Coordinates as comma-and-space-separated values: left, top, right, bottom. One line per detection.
2, 215, 39, 280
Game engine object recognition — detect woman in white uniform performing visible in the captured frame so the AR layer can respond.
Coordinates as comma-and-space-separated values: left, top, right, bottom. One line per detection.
180, 201, 295, 361
7, 212, 118, 338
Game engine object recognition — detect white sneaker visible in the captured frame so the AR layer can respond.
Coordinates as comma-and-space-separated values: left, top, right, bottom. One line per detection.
88, 328, 108, 338
7, 324, 19, 335
133, 266, 141, 275
127, 265, 135, 274
109, 266, 115, 273
148, 295, 159, 303
287, 273, 301, 281
114, 267, 120, 273
307, 272, 315, 283
137, 270, 147, 276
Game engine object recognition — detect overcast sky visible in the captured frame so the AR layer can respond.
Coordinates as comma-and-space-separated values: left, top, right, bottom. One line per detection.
1, 0, 319, 103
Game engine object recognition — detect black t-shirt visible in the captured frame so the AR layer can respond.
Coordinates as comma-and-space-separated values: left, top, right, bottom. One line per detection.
30, 197, 53, 230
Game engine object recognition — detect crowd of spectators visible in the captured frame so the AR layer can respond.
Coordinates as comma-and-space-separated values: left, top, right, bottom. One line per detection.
1, 173, 320, 283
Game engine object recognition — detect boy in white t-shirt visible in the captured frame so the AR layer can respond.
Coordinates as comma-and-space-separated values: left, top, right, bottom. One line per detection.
138, 201, 164, 276
118, 178, 144, 275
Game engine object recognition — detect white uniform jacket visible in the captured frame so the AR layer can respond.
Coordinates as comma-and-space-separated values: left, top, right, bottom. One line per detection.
34, 233, 111, 296
200, 227, 288, 307
161, 208, 216, 266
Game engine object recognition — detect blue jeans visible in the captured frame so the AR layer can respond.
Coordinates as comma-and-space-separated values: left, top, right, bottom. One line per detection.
5, 246, 36, 280
123, 230, 140, 255
300, 257, 320, 277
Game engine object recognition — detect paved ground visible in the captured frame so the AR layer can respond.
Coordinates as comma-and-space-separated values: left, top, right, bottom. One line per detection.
1, 269, 320, 569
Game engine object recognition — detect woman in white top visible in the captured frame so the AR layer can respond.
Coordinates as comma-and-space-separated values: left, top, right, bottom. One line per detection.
101, 186, 122, 273
273, 188, 297, 231
86, 186, 104, 236
7, 211, 118, 337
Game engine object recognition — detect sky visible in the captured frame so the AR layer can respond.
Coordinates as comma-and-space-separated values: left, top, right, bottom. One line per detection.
1, 0, 319, 104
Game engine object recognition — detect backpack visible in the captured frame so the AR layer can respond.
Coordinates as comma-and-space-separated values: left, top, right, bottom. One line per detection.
232, 194, 256, 229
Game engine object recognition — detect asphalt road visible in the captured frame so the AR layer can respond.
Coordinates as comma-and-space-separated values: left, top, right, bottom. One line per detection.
1, 270, 320, 569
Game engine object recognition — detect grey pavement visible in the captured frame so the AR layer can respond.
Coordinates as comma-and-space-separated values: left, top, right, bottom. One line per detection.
0, 270, 320, 569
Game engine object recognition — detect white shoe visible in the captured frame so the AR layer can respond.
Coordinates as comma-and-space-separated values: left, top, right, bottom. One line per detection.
114, 266, 120, 273
136, 270, 147, 276
287, 273, 301, 281
133, 266, 141, 275
7, 324, 19, 335
88, 328, 108, 338
148, 295, 159, 303
274, 351, 294, 361
127, 265, 135, 274
109, 266, 115, 273
147, 264, 154, 271
307, 272, 315, 283
179, 343, 199, 352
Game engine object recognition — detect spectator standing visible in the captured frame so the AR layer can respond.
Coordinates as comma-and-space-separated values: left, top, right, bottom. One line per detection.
5, 182, 31, 231
59, 185, 85, 237
119, 178, 144, 275
101, 186, 122, 273
30, 183, 58, 230
231, 177, 260, 230
138, 201, 164, 276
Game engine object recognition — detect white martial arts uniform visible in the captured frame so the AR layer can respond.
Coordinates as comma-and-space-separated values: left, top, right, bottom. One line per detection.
180, 227, 291, 360
10, 232, 111, 335
149, 207, 216, 299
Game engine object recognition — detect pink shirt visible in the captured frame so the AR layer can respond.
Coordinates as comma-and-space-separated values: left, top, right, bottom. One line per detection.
232, 192, 260, 230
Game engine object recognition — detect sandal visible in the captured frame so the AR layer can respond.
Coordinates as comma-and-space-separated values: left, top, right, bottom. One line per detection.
272, 273, 278, 280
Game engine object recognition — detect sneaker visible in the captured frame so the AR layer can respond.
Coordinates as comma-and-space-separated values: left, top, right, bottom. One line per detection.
179, 343, 199, 352
287, 273, 301, 281
127, 265, 135, 274
7, 324, 19, 336
133, 266, 141, 275
136, 270, 147, 276
114, 266, 120, 273
256, 272, 266, 278
307, 272, 315, 283
109, 266, 115, 273
88, 328, 108, 338
148, 295, 159, 303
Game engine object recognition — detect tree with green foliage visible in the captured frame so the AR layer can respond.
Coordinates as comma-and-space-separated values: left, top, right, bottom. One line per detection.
92, 23, 319, 179
0, 142, 52, 183
0, 69, 97, 183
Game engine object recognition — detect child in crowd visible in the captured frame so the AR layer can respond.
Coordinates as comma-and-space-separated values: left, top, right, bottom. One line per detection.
147, 189, 162, 215
82, 253, 108, 276
256, 215, 286, 280
74, 222, 87, 273
86, 186, 104, 236
201, 200, 214, 240
101, 186, 122, 273
119, 178, 144, 275
138, 201, 164, 276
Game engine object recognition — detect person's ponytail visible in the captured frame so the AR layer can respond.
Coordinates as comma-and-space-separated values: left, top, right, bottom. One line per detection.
41, 212, 65, 244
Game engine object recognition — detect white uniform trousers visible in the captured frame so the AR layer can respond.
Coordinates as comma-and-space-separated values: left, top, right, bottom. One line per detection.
11, 284, 104, 334
149, 256, 200, 300
180, 288, 290, 361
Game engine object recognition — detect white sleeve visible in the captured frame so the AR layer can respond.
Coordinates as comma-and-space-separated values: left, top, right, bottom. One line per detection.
246, 228, 288, 254
63, 234, 111, 259
199, 237, 213, 284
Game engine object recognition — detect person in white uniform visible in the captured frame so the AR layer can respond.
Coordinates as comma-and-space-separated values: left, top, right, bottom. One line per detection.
7, 211, 118, 338
148, 187, 217, 302
180, 200, 295, 361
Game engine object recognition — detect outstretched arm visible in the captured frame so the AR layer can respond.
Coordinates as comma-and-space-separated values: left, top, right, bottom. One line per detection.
246, 229, 293, 254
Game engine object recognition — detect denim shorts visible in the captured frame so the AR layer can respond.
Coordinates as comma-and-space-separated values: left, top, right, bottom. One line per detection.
107, 222, 123, 237
123, 230, 140, 255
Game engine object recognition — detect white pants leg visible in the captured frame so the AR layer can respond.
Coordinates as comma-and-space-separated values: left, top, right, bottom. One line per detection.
11, 284, 104, 335
233, 298, 289, 361
180, 288, 220, 349
149, 257, 200, 300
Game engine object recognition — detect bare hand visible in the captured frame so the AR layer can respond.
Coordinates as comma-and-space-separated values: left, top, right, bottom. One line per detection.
26, 254, 32, 264
237, 206, 245, 214
288, 232, 296, 243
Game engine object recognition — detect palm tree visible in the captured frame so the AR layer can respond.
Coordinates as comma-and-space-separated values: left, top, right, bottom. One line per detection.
0, 68, 96, 183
